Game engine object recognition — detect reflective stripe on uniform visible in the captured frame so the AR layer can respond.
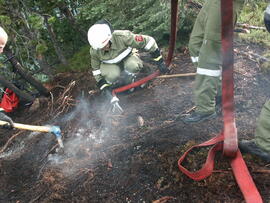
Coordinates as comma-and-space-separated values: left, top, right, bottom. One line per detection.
100, 83, 110, 90
191, 56, 199, 63
144, 37, 155, 51
197, 67, 221, 77
102, 47, 132, 64
92, 69, 101, 76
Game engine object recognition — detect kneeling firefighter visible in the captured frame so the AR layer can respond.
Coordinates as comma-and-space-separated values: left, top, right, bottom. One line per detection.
87, 19, 169, 107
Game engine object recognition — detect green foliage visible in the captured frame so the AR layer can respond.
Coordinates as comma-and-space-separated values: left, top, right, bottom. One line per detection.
0, 15, 11, 25
261, 61, 270, 72
0, 0, 268, 78
28, 14, 44, 30
48, 16, 56, 24
36, 43, 48, 54
56, 46, 90, 72
238, 1, 270, 47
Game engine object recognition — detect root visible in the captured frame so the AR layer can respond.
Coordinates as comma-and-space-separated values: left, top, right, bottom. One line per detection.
0, 131, 24, 154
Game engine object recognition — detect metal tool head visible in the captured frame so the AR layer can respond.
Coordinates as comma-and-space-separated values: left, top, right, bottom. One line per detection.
50, 126, 64, 148
111, 101, 124, 114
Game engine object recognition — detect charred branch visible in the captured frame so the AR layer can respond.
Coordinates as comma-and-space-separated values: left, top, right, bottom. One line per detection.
4, 46, 50, 97
0, 75, 34, 102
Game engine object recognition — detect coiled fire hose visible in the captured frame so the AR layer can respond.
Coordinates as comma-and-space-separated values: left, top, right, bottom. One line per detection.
177, 0, 262, 202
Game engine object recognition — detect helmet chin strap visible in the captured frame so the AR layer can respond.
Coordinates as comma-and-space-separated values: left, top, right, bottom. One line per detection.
102, 41, 112, 51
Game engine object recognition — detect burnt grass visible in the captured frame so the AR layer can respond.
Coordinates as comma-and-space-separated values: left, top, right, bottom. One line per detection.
1, 41, 270, 203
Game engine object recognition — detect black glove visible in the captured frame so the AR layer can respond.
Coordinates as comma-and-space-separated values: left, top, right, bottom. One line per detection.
264, 4, 270, 33
151, 49, 170, 74
0, 111, 14, 129
97, 79, 112, 98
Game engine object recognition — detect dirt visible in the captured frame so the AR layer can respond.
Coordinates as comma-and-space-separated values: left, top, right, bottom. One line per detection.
0, 41, 270, 203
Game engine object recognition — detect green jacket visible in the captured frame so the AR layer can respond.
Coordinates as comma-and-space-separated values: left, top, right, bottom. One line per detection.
90, 30, 158, 82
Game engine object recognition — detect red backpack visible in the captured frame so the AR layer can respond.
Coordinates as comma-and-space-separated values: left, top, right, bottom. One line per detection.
0, 88, 19, 112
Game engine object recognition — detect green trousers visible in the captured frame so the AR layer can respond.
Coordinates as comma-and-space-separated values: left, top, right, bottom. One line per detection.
100, 53, 143, 83
255, 100, 270, 153
189, 0, 244, 114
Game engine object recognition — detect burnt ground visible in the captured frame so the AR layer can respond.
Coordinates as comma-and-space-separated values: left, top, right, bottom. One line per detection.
0, 40, 270, 203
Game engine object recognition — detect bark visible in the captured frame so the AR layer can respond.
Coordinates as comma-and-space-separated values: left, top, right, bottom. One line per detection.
4, 46, 50, 96
43, 15, 68, 66
58, 3, 88, 43
0, 75, 34, 102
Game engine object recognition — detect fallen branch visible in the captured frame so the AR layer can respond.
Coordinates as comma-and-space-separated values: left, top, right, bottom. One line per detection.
236, 23, 266, 31
157, 72, 196, 79
252, 169, 270, 174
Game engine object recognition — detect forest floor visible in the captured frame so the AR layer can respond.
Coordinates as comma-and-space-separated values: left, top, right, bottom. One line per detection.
0, 40, 270, 203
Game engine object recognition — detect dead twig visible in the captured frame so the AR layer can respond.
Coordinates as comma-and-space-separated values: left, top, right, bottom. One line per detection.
52, 81, 76, 118
152, 196, 175, 203
182, 106, 196, 115
0, 131, 24, 153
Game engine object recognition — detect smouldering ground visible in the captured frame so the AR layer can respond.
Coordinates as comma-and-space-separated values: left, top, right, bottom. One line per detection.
0, 41, 270, 202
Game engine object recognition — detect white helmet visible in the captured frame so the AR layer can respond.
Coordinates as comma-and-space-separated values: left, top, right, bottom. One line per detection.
87, 24, 112, 50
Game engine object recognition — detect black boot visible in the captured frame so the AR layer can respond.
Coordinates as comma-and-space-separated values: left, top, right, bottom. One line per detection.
239, 140, 270, 162
182, 111, 217, 123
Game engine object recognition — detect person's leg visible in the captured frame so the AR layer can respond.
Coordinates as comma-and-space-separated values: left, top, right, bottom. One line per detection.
187, 0, 244, 121
188, 1, 207, 67
123, 53, 143, 75
239, 100, 270, 162
255, 100, 270, 153
121, 54, 144, 92
183, 0, 221, 123
100, 63, 121, 83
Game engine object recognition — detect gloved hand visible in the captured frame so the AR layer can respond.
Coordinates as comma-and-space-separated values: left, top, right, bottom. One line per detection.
0, 111, 14, 129
158, 61, 170, 74
264, 4, 270, 33
151, 48, 170, 74
98, 80, 124, 114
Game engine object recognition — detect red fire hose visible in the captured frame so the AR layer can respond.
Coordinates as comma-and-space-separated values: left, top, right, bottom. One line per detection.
112, 0, 178, 96
178, 0, 263, 202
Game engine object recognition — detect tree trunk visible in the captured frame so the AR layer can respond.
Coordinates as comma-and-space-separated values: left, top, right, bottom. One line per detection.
58, 4, 88, 43
44, 15, 69, 66
0, 75, 34, 102
4, 47, 50, 97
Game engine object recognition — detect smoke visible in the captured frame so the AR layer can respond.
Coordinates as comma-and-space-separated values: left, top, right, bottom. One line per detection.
46, 96, 123, 176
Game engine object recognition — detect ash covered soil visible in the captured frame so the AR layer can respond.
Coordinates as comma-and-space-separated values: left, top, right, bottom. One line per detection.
0, 41, 270, 203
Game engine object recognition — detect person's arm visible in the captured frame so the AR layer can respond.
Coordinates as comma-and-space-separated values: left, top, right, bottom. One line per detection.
0, 108, 14, 129
90, 48, 104, 85
264, 4, 270, 33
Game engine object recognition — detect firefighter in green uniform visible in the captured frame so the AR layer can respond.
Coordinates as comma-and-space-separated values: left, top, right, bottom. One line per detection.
87, 19, 169, 103
239, 4, 270, 162
0, 26, 14, 128
183, 0, 245, 123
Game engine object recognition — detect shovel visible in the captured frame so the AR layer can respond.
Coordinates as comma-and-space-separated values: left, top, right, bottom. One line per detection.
0, 121, 64, 148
